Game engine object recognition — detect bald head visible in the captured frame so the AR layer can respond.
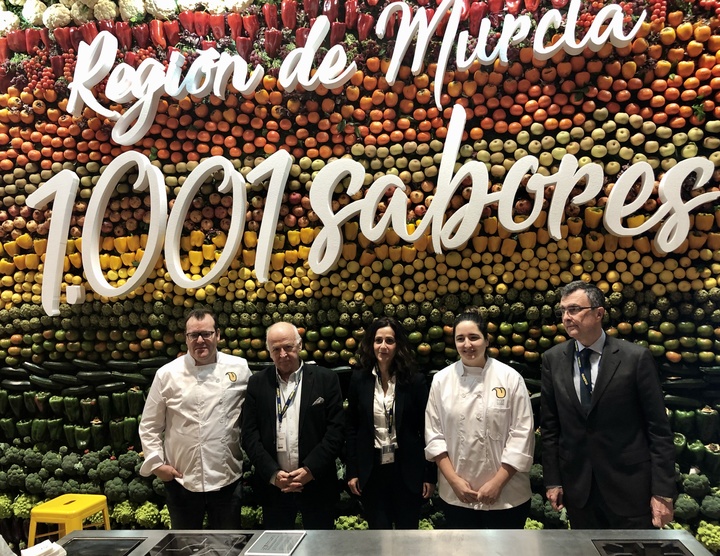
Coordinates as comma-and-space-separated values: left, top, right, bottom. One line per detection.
267, 322, 302, 378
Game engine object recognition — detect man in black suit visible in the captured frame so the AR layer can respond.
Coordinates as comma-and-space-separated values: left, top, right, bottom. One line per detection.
541, 280, 675, 529
242, 322, 344, 529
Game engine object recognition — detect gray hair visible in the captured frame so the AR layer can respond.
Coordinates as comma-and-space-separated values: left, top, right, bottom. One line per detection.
560, 280, 605, 308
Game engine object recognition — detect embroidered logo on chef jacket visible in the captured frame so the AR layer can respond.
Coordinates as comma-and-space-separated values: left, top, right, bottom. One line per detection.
226, 371, 238, 382
492, 386, 506, 399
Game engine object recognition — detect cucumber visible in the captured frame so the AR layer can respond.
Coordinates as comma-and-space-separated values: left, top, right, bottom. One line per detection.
1, 379, 32, 391
662, 378, 707, 390
664, 394, 703, 409
42, 361, 76, 373
106, 360, 139, 372
72, 359, 105, 372
21, 362, 50, 377
523, 378, 542, 392
60, 385, 94, 397
29, 375, 63, 391
0, 367, 29, 380
110, 372, 150, 385
137, 357, 171, 369
94, 382, 127, 394
48, 374, 80, 386
700, 367, 720, 376
76, 371, 116, 384
140, 367, 159, 378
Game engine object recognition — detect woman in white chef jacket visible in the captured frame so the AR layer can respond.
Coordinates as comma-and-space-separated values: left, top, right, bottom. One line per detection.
424, 308, 534, 528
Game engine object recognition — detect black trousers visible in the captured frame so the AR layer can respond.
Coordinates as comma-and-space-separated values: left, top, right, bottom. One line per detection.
361, 457, 423, 530
262, 492, 336, 530
444, 499, 530, 529
566, 477, 653, 529
164, 478, 242, 530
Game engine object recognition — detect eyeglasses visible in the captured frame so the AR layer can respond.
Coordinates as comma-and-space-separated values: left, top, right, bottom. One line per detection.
555, 306, 599, 318
186, 331, 216, 341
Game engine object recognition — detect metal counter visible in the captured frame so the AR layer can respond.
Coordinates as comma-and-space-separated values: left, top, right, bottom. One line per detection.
58, 528, 713, 555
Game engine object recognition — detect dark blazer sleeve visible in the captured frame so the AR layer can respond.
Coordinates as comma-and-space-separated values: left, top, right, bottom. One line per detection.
634, 347, 676, 499
540, 348, 563, 489
300, 365, 345, 481
410, 374, 438, 486
345, 370, 364, 482
241, 370, 280, 485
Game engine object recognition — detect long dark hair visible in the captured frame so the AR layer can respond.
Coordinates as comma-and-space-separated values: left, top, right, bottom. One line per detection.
452, 307, 486, 339
357, 317, 416, 385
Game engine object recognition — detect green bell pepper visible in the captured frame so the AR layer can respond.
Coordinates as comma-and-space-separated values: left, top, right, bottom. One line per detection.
98, 395, 112, 423
74, 426, 91, 451
687, 439, 706, 466
673, 409, 696, 438
697, 406, 719, 444
8, 393, 23, 418
109, 419, 125, 451
0, 418, 15, 439
127, 387, 145, 417
80, 398, 97, 424
34, 392, 49, 415
90, 418, 106, 450
47, 418, 63, 441
674, 432, 687, 457
23, 391, 37, 414
49, 395, 64, 416
0, 389, 8, 414
64, 423, 76, 448
112, 392, 128, 418
31, 418, 48, 442
63, 396, 81, 423
16, 419, 32, 438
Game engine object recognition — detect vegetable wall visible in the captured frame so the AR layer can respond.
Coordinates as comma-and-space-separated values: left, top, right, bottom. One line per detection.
0, 0, 720, 546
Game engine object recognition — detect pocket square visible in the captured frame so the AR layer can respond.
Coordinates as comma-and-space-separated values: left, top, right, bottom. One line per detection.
312, 397, 324, 406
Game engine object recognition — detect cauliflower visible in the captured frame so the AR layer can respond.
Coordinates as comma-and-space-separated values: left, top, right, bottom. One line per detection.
111, 500, 137, 525
144, 0, 175, 20
71, 1, 94, 24
12, 494, 41, 519
223, 0, 251, 12
697, 520, 720, 553
201, 0, 224, 14
175, 0, 196, 9
78, 0, 98, 7
42, 4, 72, 29
118, 0, 144, 21
21, 0, 46, 25
0, 495, 12, 519
93, 0, 117, 20
0, 10, 21, 37
6, 0, 25, 7
159, 505, 171, 528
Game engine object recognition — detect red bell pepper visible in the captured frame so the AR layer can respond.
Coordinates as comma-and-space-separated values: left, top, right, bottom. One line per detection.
468, 1, 488, 35
436, 11, 449, 36
367, 0, 378, 6
524, 0, 539, 10
323, 0, 339, 22
53, 27, 72, 52
345, 0, 358, 29
164, 20, 180, 45
425, 8, 434, 24
0, 66, 8, 91
150, 20, 167, 49
0, 37, 8, 62
124, 51, 137, 67
385, 13, 396, 38
488, 0, 503, 12
7, 30, 26, 53
264, 28, 281, 56
201, 39, 216, 49
235, 37, 251, 59
25, 28, 41, 53
357, 13, 374, 41
262, 4, 278, 29
115, 21, 133, 50
132, 23, 150, 48
242, 14, 259, 40
295, 27, 309, 47
178, 10, 195, 32
97, 19, 114, 34
329, 21, 345, 45
506, 0, 521, 14
304, 0, 319, 19
281, 0, 297, 29
228, 13, 243, 38
195, 12, 209, 36
70, 27, 84, 51
551, 0, 568, 6
80, 21, 98, 45
209, 14, 226, 38
416, 0, 429, 5
50, 55, 64, 78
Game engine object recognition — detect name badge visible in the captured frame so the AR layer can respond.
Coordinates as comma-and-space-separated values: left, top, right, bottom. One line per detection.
381, 444, 395, 465
277, 424, 287, 452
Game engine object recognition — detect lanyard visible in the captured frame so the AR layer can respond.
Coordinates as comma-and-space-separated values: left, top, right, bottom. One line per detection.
276, 370, 301, 425
383, 398, 394, 433
575, 344, 593, 397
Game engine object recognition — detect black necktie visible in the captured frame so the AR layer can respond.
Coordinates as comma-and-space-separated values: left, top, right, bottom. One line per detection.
579, 348, 593, 412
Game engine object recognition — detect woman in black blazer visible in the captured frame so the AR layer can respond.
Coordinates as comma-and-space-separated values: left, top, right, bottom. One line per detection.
345, 317, 436, 529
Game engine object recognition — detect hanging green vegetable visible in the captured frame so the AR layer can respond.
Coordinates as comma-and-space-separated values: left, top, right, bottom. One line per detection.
697, 406, 720, 444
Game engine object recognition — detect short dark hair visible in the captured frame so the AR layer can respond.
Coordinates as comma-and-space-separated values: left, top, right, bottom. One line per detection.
560, 281, 605, 308
185, 307, 218, 330
452, 307, 486, 338
357, 317, 416, 384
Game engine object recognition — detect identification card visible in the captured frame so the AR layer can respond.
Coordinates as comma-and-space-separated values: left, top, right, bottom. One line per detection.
380, 444, 395, 464
276, 424, 287, 452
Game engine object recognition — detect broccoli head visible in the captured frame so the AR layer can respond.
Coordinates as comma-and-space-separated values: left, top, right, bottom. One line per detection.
23, 449, 43, 469
674, 493, 701, 523
81, 451, 101, 473
42, 452, 62, 476
97, 459, 120, 482
701, 495, 720, 521
104, 477, 128, 503
524, 518, 544, 530
43, 478, 66, 499
118, 450, 141, 471
61, 453, 84, 477
683, 474, 711, 499
7, 464, 27, 489
24, 473, 44, 494
128, 478, 153, 504
152, 477, 166, 498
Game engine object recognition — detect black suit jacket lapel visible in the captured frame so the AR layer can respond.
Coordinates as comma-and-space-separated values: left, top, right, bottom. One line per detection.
298, 364, 315, 433
559, 341, 585, 417
589, 336, 621, 411
395, 379, 406, 436
362, 372, 375, 433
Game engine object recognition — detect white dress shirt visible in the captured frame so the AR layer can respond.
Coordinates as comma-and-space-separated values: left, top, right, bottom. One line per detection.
425, 358, 534, 510
276, 365, 303, 474
574, 331, 606, 402
372, 367, 397, 449
139, 352, 251, 492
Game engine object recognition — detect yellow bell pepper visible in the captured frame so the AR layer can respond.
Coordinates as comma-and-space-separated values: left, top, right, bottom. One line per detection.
285, 250, 298, 264
695, 212, 715, 231
101, 236, 115, 251
487, 236, 501, 252
212, 232, 227, 248
243, 249, 256, 266
202, 244, 217, 260
3, 241, 18, 257
385, 228, 400, 245
401, 245, 416, 263
190, 230, 205, 247
273, 235, 285, 250
707, 232, 720, 251
74, 237, 83, 253
300, 228, 314, 244
374, 244, 389, 259
568, 236, 583, 253
243, 231, 258, 248
344, 221, 359, 241
189, 250, 204, 266
271, 252, 285, 270
414, 235, 430, 252
180, 256, 190, 271
500, 238, 517, 257
0, 259, 14, 274
388, 246, 402, 262
518, 231, 536, 249
298, 245, 311, 260
584, 207, 603, 229
585, 232, 604, 252
358, 233, 371, 249
287, 230, 301, 246
99, 253, 110, 269
13, 255, 26, 270
121, 253, 135, 266
113, 236, 128, 253
109, 255, 122, 270
359, 250, 376, 266
688, 231, 708, 249
567, 217, 583, 236
342, 243, 357, 261
472, 236, 488, 253
68, 252, 83, 268
604, 234, 618, 251
33, 239, 47, 256
15, 233, 33, 250
24, 253, 39, 269
180, 236, 192, 252
483, 216, 498, 235
127, 235, 141, 251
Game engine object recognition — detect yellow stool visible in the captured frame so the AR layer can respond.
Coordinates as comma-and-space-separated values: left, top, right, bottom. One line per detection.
28, 494, 111, 547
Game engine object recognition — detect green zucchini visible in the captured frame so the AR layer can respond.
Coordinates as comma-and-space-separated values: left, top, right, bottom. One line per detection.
60, 385, 94, 397
110, 372, 150, 385
21, 362, 50, 377
29, 375, 63, 391
662, 378, 707, 390
1, 379, 32, 391
106, 360, 139, 372
0, 367, 28, 380
94, 382, 128, 394
48, 374, 80, 386
664, 394, 704, 409
72, 359, 105, 372
76, 371, 116, 384
137, 357, 171, 369
42, 361, 76, 373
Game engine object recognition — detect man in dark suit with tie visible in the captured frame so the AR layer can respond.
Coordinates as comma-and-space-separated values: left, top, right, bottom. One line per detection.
541, 280, 676, 529
242, 322, 345, 529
